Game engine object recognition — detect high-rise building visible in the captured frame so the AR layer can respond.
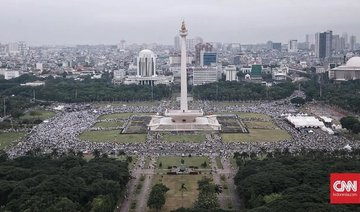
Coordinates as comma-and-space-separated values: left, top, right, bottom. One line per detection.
7, 42, 20, 55
174, 36, 180, 51
288, 40, 298, 52
200, 52, 217, 66
332, 35, 341, 52
315, 30, 332, 59
342, 32, 348, 47
137, 49, 156, 77
192, 66, 219, 85
272, 42, 282, 51
195, 43, 213, 65
350, 35, 357, 51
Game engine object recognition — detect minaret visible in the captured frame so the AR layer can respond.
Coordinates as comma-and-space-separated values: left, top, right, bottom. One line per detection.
180, 21, 188, 112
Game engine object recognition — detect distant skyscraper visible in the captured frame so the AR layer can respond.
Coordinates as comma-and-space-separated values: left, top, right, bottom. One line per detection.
201, 52, 217, 66
7, 42, 20, 55
174, 36, 180, 51
332, 35, 341, 52
195, 43, 213, 65
272, 42, 282, 51
350, 35, 357, 51
315, 30, 332, 59
288, 40, 298, 52
342, 32, 349, 47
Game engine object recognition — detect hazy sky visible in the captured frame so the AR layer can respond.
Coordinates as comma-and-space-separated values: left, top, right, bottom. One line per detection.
0, 0, 359, 45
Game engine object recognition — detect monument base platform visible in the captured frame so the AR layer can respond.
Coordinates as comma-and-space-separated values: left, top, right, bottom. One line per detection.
148, 111, 221, 132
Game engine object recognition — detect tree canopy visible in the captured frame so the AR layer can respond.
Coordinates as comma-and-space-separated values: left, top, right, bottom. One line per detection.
234, 149, 360, 211
0, 151, 129, 212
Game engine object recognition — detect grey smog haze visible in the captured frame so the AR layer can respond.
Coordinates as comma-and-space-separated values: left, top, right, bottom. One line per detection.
0, 0, 359, 45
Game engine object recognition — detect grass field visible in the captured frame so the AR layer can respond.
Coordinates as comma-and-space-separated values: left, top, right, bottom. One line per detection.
244, 121, 277, 129
157, 156, 210, 168
161, 133, 206, 143
0, 132, 26, 150
79, 130, 146, 143
20, 110, 55, 121
235, 112, 272, 121
93, 121, 124, 128
150, 175, 211, 212
222, 129, 291, 143
98, 113, 134, 120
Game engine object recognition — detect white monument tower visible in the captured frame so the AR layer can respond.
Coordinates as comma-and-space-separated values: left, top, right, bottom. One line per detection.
148, 22, 221, 131
180, 21, 188, 112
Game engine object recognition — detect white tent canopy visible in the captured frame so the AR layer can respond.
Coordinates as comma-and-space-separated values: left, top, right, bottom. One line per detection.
286, 115, 325, 129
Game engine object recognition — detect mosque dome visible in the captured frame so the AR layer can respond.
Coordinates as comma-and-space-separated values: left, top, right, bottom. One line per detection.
346, 56, 360, 67
139, 49, 155, 58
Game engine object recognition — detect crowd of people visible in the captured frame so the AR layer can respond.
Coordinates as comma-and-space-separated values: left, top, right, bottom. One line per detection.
6, 90, 360, 159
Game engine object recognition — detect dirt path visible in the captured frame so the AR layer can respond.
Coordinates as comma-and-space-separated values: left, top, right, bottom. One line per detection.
136, 157, 156, 212
221, 158, 241, 211
117, 156, 145, 212
210, 157, 227, 209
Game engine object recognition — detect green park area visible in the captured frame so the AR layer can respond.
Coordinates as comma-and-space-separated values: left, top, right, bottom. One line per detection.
93, 121, 124, 128
79, 130, 146, 143
150, 175, 210, 212
220, 112, 290, 142
98, 113, 134, 120
156, 156, 210, 169
0, 132, 26, 150
160, 133, 206, 143
20, 110, 55, 121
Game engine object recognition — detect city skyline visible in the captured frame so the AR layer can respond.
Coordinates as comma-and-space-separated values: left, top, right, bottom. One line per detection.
0, 0, 360, 45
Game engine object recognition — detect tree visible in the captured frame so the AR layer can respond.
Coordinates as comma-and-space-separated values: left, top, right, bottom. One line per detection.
290, 97, 306, 105
352, 123, 360, 134
340, 116, 359, 131
147, 184, 169, 211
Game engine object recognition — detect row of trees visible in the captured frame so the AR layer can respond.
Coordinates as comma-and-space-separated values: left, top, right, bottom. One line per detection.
340, 116, 360, 134
234, 149, 360, 211
3, 77, 172, 102
302, 76, 360, 113
0, 150, 130, 212
192, 81, 295, 101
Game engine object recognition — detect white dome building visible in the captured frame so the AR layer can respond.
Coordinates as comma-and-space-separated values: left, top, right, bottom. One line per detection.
137, 49, 156, 77
329, 56, 360, 81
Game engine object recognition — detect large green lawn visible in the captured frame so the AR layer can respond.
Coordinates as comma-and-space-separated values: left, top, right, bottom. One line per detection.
98, 113, 134, 120
20, 110, 55, 121
79, 130, 146, 143
93, 121, 124, 128
150, 175, 211, 212
244, 121, 277, 129
222, 129, 291, 142
0, 132, 26, 150
160, 133, 206, 143
157, 156, 210, 169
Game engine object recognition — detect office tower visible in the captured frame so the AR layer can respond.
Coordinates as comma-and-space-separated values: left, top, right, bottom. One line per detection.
174, 36, 180, 51
332, 35, 341, 52
342, 32, 348, 47
315, 30, 332, 59
288, 40, 298, 52
200, 52, 217, 66
350, 35, 356, 51
272, 42, 282, 51
195, 43, 213, 65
